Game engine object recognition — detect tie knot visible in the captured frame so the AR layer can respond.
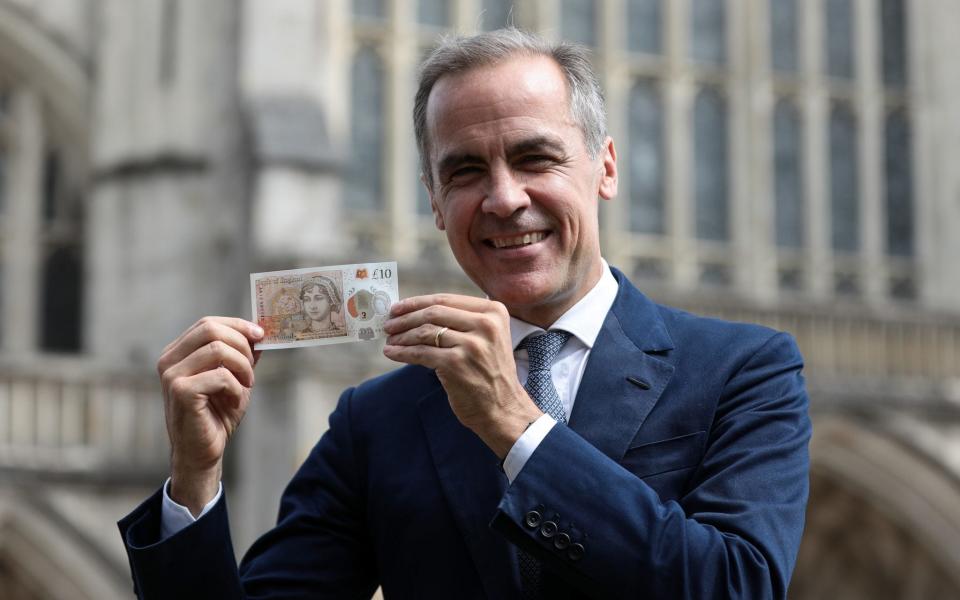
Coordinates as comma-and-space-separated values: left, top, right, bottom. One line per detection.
520, 331, 570, 371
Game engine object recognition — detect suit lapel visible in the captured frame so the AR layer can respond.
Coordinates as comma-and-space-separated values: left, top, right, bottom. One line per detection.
568, 270, 675, 462
417, 381, 519, 598
415, 269, 674, 594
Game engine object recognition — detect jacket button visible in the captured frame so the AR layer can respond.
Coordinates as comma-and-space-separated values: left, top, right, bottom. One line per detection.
568, 543, 585, 561
553, 532, 571, 550
524, 511, 542, 529
539, 521, 558, 538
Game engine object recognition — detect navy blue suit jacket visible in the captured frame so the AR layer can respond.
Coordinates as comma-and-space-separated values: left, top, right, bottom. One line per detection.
119, 269, 811, 599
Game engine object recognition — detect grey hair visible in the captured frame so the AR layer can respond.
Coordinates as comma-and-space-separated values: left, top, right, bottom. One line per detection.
413, 28, 607, 189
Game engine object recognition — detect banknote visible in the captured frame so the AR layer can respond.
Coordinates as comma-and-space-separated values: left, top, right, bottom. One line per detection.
250, 262, 398, 350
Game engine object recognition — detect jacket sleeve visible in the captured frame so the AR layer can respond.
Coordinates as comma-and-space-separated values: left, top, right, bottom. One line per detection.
117, 387, 378, 599
491, 332, 812, 600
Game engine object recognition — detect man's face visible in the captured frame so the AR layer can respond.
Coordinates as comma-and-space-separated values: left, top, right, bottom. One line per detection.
424, 54, 617, 326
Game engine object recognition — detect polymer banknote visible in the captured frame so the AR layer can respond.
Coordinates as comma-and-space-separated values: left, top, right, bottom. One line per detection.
250, 262, 398, 350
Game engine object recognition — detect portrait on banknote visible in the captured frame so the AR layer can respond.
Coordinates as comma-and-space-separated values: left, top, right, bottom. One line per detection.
251, 262, 398, 350
294, 273, 347, 340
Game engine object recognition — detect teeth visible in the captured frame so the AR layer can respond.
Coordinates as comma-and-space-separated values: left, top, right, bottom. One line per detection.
491, 232, 545, 248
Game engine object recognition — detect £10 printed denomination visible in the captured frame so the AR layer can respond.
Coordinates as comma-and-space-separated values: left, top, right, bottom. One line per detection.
250, 262, 398, 350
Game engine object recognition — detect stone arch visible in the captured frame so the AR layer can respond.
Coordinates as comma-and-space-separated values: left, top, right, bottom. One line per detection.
790, 415, 960, 598
0, 3, 90, 151
0, 490, 126, 599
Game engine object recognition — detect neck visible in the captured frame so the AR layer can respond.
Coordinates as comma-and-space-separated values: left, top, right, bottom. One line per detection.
506, 260, 604, 329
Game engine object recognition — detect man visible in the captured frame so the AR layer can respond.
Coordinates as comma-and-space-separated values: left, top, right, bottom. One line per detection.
119, 29, 810, 599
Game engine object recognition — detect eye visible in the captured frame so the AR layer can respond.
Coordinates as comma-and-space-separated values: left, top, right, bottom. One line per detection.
450, 165, 482, 180
518, 155, 556, 168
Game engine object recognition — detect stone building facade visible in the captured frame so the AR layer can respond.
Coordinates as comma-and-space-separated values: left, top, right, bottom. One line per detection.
0, 0, 959, 598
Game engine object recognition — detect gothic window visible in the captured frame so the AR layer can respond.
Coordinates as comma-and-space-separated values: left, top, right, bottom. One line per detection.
885, 110, 913, 256
353, 0, 385, 20
562, 0, 597, 46
628, 80, 664, 234
880, 0, 908, 87
770, 0, 799, 72
348, 47, 385, 212
627, 0, 662, 55
691, 0, 726, 65
829, 103, 859, 252
825, 0, 854, 79
40, 245, 82, 352
418, 0, 449, 27
774, 100, 803, 248
694, 88, 729, 241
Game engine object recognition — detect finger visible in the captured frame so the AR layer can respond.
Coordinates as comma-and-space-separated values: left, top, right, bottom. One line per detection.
159, 318, 262, 374
386, 323, 464, 349
162, 316, 264, 358
384, 303, 490, 336
389, 294, 492, 318
164, 338, 256, 389
382, 343, 448, 369
172, 367, 249, 411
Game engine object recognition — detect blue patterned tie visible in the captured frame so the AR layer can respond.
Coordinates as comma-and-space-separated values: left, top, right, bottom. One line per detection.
517, 330, 570, 598
520, 331, 570, 423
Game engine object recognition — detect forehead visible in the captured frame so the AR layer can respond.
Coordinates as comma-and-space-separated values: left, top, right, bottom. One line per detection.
425, 54, 576, 155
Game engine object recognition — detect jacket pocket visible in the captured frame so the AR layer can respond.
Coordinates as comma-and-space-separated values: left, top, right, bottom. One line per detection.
621, 430, 707, 478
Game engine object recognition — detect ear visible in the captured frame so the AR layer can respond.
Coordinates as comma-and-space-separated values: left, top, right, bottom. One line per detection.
597, 137, 618, 201
421, 172, 446, 230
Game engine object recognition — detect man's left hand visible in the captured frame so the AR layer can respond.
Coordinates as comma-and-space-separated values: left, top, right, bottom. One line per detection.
383, 294, 542, 458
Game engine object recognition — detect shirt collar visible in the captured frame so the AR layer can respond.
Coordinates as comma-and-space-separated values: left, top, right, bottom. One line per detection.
509, 259, 619, 351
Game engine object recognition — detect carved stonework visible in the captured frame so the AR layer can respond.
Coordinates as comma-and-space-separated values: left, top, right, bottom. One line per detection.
791, 472, 960, 599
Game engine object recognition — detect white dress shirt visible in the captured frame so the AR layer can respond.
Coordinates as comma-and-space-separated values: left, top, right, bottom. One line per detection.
161, 260, 620, 535
500, 260, 619, 482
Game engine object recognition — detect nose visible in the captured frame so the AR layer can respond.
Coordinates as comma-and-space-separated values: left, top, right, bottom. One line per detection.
481, 163, 530, 218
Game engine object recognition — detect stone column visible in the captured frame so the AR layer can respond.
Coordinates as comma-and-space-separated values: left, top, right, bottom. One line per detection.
2, 88, 43, 355
801, 0, 830, 299
666, 0, 697, 290
855, 0, 885, 303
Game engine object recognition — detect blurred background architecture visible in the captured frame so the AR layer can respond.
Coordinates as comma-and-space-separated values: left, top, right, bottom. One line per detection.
1, 0, 959, 598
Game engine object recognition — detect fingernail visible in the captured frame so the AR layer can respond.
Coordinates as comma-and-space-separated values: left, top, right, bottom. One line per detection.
252, 325, 264, 337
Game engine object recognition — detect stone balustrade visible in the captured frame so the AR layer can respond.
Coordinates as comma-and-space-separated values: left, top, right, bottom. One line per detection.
2, 302, 960, 476
0, 357, 167, 479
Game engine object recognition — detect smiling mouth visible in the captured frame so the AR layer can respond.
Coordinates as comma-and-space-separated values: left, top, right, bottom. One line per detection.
486, 231, 549, 249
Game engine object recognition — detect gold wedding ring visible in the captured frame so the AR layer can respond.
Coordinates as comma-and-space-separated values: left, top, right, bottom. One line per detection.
434, 326, 449, 348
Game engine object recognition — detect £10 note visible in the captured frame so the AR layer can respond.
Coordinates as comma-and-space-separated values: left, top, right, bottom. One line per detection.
250, 262, 398, 350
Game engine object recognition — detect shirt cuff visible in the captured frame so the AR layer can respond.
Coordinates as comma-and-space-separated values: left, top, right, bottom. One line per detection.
502, 414, 557, 483
160, 477, 223, 540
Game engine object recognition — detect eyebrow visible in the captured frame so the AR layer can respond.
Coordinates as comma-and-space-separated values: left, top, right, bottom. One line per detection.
435, 134, 568, 178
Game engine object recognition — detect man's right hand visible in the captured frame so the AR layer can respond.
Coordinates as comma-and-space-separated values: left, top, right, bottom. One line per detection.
157, 317, 264, 516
